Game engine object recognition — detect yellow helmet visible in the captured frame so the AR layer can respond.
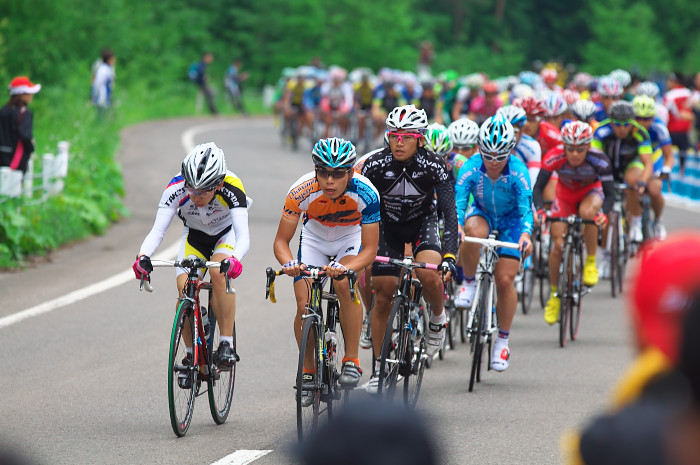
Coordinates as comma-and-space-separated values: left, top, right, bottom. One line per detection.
633, 94, 656, 118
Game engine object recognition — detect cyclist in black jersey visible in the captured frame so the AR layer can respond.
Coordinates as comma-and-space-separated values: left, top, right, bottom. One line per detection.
361, 104, 459, 393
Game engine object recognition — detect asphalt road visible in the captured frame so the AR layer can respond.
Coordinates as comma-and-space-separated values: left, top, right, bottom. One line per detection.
1, 116, 698, 465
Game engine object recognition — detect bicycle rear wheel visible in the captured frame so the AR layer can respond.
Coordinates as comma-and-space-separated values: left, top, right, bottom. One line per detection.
570, 246, 584, 341
559, 245, 571, 348
296, 318, 322, 442
379, 297, 405, 400
469, 276, 489, 392
520, 266, 534, 314
610, 212, 620, 298
168, 301, 197, 437
207, 317, 236, 425
404, 301, 427, 408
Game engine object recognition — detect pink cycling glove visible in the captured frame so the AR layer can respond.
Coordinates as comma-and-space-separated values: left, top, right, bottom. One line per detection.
133, 255, 152, 280
221, 256, 243, 279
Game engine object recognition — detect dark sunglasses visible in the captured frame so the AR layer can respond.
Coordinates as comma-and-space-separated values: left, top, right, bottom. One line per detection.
636, 116, 654, 122
315, 167, 350, 180
612, 119, 632, 127
565, 145, 588, 154
185, 183, 217, 197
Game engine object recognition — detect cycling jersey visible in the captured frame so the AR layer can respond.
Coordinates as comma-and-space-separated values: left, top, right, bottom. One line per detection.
454, 154, 533, 236
354, 82, 374, 110
282, 171, 380, 242
444, 152, 469, 185
593, 102, 608, 123
646, 119, 672, 151
664, 85, 693, 134
361, 146, 458, 255
372, 83, 403, 112
467, 95, 503, 125
139, 171, 250, 260
320, 81, 353, 113
536, 120, 562, 155
533, 146, 615, 214
591, 120, 652, 181
515, 133, 542, 187
353, 148, 383, 175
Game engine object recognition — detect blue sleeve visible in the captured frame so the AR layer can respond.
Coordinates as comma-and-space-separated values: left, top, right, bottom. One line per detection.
513, 162, 534, 236
455, 162, 474, 226
355, 178, 381, 224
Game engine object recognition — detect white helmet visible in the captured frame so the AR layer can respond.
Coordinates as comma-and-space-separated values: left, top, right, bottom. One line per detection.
448, 118, 480, 147
386, 104, 429, 133
425, 123, 453, 156
636, 81, 660, 99
181, 142, 227, 191
478, 114, 516, 156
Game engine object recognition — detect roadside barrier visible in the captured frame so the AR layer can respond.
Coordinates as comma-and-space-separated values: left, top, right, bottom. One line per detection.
0, 141, 69, 204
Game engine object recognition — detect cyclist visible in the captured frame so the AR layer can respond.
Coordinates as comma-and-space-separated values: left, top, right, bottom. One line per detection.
361, 104, 459, 392
454, 114, 534, 371
634, 94, 672, 239
594, 76, 623, 122
636, 81, 668, 125
467, 81, 504, 126
541, 68, 563, 94
663, 72, 694, 177
571, 99, 600, 131
133, 142, 249, 382
534, 122, 613, 324
354, 70, 375, 144
425, 123, 453, 157
543, 92, 568, 129
320, 66, 354, 138
273, 138, 380, 398
447, 117, 480, 160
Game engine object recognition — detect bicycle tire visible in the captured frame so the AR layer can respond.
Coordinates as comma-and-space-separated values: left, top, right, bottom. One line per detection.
168, 300, 197, 437
559, 244, 571, 348
207, 317, 236, 425
570, 245, 584, 341
520, 266, 535, 315
469, 275, 490, 392
296, 317, 322, 442
448, 304, 460, 349
641, 197, 654, 242
404, 299, 427, 408
610, 212, 620, 298
378, 297, 405, 399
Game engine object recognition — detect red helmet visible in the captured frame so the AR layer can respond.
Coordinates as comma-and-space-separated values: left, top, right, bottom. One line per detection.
482, 81, 499, 94
562, 89, 580, 106
515, 97, 545, 117
541, 68, 558, 84
561, 121, 593, 145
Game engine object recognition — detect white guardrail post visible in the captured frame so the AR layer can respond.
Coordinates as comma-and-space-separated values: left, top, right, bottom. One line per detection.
0, 140, 69, 203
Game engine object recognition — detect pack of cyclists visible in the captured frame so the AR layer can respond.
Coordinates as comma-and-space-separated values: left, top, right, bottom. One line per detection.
136, 64, 683, 407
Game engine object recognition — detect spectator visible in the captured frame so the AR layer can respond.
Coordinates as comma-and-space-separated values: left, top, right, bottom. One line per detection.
224, 59, 248, 115
92, 48, 116, 117
663, 72, 694, 176
417, 41, 434, 79
562, 231, 700, 465
193, 52, 218, 115
0, 76, 40, 174
296, 399, 438, 465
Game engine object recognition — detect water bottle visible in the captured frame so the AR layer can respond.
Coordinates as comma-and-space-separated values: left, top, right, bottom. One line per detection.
201, 305, 211, 339
325, 330, 338, 367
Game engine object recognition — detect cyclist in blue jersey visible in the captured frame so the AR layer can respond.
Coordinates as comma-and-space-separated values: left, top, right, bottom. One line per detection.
633, 94, 672, 239
454, 114, 534, 371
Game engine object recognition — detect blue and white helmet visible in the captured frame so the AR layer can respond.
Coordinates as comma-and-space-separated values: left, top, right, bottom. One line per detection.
478, 114, 516, 156
312, 137, 356, 169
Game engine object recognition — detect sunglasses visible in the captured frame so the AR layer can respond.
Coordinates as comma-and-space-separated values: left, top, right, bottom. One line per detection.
387, 132, 423, 143
526, 116, 541, 122
481, 152, 509, 163
565, 145, 588, 154
185, 185, 216, 197
454, 144, 475, 150
612, 119, 632, 127
315, 167, 350, 180
636, 116, 654, 122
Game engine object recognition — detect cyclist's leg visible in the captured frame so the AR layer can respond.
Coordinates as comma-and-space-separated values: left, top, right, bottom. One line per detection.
624, 163, 644, 217
493, 235, 521, 333
460, 214, 490, 277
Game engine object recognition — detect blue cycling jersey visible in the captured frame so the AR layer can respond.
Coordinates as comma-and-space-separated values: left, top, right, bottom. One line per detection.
647, 118, 672, 151
455, 154, 533, 235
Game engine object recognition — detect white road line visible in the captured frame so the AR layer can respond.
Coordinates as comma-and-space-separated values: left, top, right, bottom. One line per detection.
0, 241, 180, 330
211, 450, 272, 465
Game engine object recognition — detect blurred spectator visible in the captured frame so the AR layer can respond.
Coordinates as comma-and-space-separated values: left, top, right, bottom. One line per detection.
193, 52, 218, 115
296, 399, 438, 465
663, 72, 694, 176
92, 48, 116, 117
224, 59, 249, 115
417, 41, 434, 79
0, 76, 40, 174
563, 231, 700, 465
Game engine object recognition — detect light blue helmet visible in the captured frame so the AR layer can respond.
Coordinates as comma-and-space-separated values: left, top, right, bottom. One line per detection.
478, 114, 516, 155
312, 137, 356, 169
496, 105, 527, 128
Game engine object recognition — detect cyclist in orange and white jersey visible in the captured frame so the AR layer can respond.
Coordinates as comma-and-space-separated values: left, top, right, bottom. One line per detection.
274, 138, 380, 397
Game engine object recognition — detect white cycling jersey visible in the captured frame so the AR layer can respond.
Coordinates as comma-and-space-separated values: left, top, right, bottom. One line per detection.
139, 171, 250, 260
515, 133, 542, 187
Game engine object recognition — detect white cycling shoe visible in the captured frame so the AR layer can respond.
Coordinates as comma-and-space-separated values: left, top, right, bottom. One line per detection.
454, 281, 477, 308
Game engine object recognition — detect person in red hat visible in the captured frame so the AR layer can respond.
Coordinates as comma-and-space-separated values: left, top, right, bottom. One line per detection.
0, 76, 41, 173
562, 231, 700, 465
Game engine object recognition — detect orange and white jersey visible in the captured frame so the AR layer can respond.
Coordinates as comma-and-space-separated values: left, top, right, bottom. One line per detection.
282, 171, 380, 242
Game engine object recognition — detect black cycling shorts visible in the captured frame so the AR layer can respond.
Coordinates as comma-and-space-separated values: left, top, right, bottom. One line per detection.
372, 214, 442, 277
186, 225, 231, 259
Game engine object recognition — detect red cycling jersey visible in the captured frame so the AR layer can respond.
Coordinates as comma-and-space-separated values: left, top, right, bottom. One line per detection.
536, 121, 562, 155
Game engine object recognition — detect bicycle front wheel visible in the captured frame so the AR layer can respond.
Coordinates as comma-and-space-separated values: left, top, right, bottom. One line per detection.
520, 266, 535, 315
207, 317, 236, 425
469, 275, 490, 392
168, 301, 197, 437
296, 317, 322, 442
559, 244, 571, 348
610, 212, 620, 298
570, 245, 584, 341
379, 297, 405, 400
404, 300, 427, 408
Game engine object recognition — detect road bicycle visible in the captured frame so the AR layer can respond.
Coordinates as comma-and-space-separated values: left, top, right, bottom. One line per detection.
441, 279, 460, 358
374, 256, 434, 408
548, 215, 600, 348
138, 256, 236, 437
462, 234, 521, 392
265, 266, 357, 441
533, 207, 552, 309
608, 184, 631, 298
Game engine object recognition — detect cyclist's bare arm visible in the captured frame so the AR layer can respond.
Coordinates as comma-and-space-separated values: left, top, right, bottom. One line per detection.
273, 216, 305, 277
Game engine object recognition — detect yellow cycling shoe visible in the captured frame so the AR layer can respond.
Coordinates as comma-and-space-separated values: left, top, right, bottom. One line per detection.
583, 258, 598, 287
544, 294, 560, 325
